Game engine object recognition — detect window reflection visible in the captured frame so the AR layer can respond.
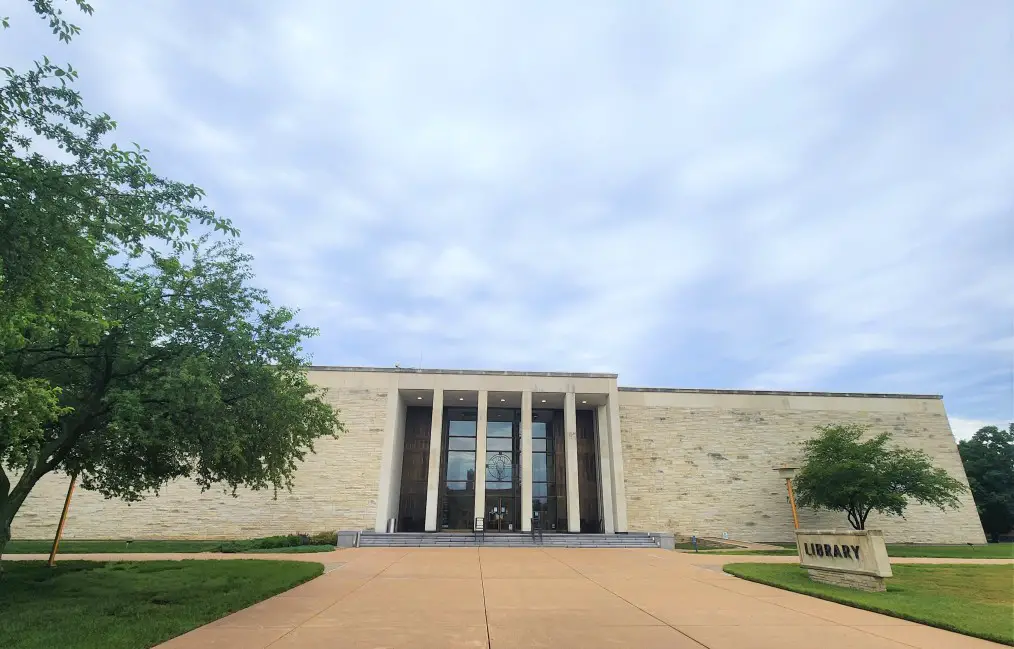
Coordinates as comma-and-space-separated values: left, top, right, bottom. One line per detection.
487, 421, 512, 437
486, 437, 512, 452
440, 408, 477, 529
449, 420, 477, 437
448, 437, 476, 451
446, 451, 476, 481
532, 409, 566, 531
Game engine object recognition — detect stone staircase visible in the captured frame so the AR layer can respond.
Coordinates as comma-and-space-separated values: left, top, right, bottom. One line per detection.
357, 531, 660, 548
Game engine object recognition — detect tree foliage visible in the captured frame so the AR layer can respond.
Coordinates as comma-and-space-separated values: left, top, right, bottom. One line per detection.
0, 1, 344, 559
793, 423, 965, 530
2, 1, 94, 42
958, 424, 1014, 542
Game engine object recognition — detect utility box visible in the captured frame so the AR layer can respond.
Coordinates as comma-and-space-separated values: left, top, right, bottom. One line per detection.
337, 530, 360, 548
650, 532, 676, 550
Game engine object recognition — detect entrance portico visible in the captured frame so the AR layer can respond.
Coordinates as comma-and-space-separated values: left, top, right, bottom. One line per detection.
373, 369, 628, 534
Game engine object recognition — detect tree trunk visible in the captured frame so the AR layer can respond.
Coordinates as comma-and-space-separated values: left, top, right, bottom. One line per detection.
0, 508, 12, 574
0, 487, 31, 575
858, 507, 871, 530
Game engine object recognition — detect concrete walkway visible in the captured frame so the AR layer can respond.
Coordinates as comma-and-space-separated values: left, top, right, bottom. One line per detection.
695, 537, 786, 551
66, 547, 995, 649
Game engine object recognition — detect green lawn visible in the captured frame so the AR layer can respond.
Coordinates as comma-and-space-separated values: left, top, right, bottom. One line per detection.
697, 543, 1014, 559
883, 544, 1014, 559
698, 549, 798, 555
6, 539, 224, 554
241, 545, 335, 554
0, 560, 324, 649
673, 539, 738, 551
724, 562, 1014, 645
5, 535, 337, 555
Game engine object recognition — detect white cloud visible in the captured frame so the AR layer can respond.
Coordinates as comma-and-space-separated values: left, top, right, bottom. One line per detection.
5, 0, 1012, 424
949, 418, 1012, 442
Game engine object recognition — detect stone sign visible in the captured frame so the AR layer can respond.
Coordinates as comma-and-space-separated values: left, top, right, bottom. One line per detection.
794, 529, 892, 591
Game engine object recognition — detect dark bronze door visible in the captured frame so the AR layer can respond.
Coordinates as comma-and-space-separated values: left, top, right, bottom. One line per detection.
485, 496, 515, 532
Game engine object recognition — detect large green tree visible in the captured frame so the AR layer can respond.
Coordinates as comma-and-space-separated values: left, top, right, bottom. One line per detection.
958, 424, 1014, 542
793, 423, 965, 530
1, 1, 343, 559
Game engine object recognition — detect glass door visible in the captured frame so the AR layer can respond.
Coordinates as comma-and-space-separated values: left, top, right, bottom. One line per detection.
485, 496, 514, 532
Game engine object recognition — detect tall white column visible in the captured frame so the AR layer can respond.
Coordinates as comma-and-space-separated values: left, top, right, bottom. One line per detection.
374, 388, 405, 532
595, 404, 615, 534
564, 391, 581, 532
424, 389, 444, 532
473, 390, 488, 530
520, 390, 533, 532
606, 388, 627, 532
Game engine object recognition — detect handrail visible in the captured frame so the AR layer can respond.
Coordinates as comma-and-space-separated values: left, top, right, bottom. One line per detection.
530, 517, 543, 544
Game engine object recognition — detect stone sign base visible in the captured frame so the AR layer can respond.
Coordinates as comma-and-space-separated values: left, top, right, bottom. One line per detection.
795, 529, 892, 593
807, 567, 886, 592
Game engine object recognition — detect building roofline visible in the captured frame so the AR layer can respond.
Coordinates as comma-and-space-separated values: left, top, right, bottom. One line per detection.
304, 366, 941, 399
307, 365, 619, 379
618, 387, 942, 399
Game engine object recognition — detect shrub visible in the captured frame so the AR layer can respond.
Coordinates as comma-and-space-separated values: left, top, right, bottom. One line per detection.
308, 531, 337, 546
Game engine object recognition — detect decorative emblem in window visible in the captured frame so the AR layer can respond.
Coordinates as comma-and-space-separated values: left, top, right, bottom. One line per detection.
486, 452, 512, 482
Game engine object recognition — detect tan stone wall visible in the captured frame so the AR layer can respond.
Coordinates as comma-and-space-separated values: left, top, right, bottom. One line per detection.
12, 385, 388, 540
807, 568, 886, 592
618, 391, 986, 544
10, 366, 988, 546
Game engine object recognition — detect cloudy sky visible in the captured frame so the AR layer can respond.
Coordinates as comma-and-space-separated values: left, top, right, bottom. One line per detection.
4, 1, 1012, 439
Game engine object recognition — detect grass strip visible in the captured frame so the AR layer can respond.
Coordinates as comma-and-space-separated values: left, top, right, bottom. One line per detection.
0, 559, 324, 649
724, 562, 1014, 645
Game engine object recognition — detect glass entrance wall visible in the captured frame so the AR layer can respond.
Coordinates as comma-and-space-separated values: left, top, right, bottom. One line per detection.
438, 407, 477, 529
397, 392, 599, 533
532, 409, 568, 531
485, 408, 519, 531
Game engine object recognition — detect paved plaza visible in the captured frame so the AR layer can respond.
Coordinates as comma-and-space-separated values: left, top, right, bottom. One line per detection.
118, 547, 1002, 649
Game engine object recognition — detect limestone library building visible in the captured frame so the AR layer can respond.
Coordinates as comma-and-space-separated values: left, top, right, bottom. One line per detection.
15, 366, 986, 544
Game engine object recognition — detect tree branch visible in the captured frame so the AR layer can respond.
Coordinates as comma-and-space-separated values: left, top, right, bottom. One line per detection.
36, 336, 116, 474
22, 349, 103, 371
38, 404, 112, 476
860, 506, 872, 530
109, 348, 173, 380
846, 506, 859, 530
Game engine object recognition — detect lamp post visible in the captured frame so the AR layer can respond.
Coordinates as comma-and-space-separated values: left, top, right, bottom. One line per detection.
775, 466, 800, 530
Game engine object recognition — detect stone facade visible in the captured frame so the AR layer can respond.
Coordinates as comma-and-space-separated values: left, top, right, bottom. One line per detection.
10, 367, 987, 544
807, 568, 886, 592
619, 389, 986, 544
12, 385, 388, 540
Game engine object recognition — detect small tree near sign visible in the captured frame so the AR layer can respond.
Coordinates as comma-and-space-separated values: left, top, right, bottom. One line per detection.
793, 423, 966, 530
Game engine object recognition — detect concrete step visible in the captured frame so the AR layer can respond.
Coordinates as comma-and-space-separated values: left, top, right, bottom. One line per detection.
357, 532, 660, 548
